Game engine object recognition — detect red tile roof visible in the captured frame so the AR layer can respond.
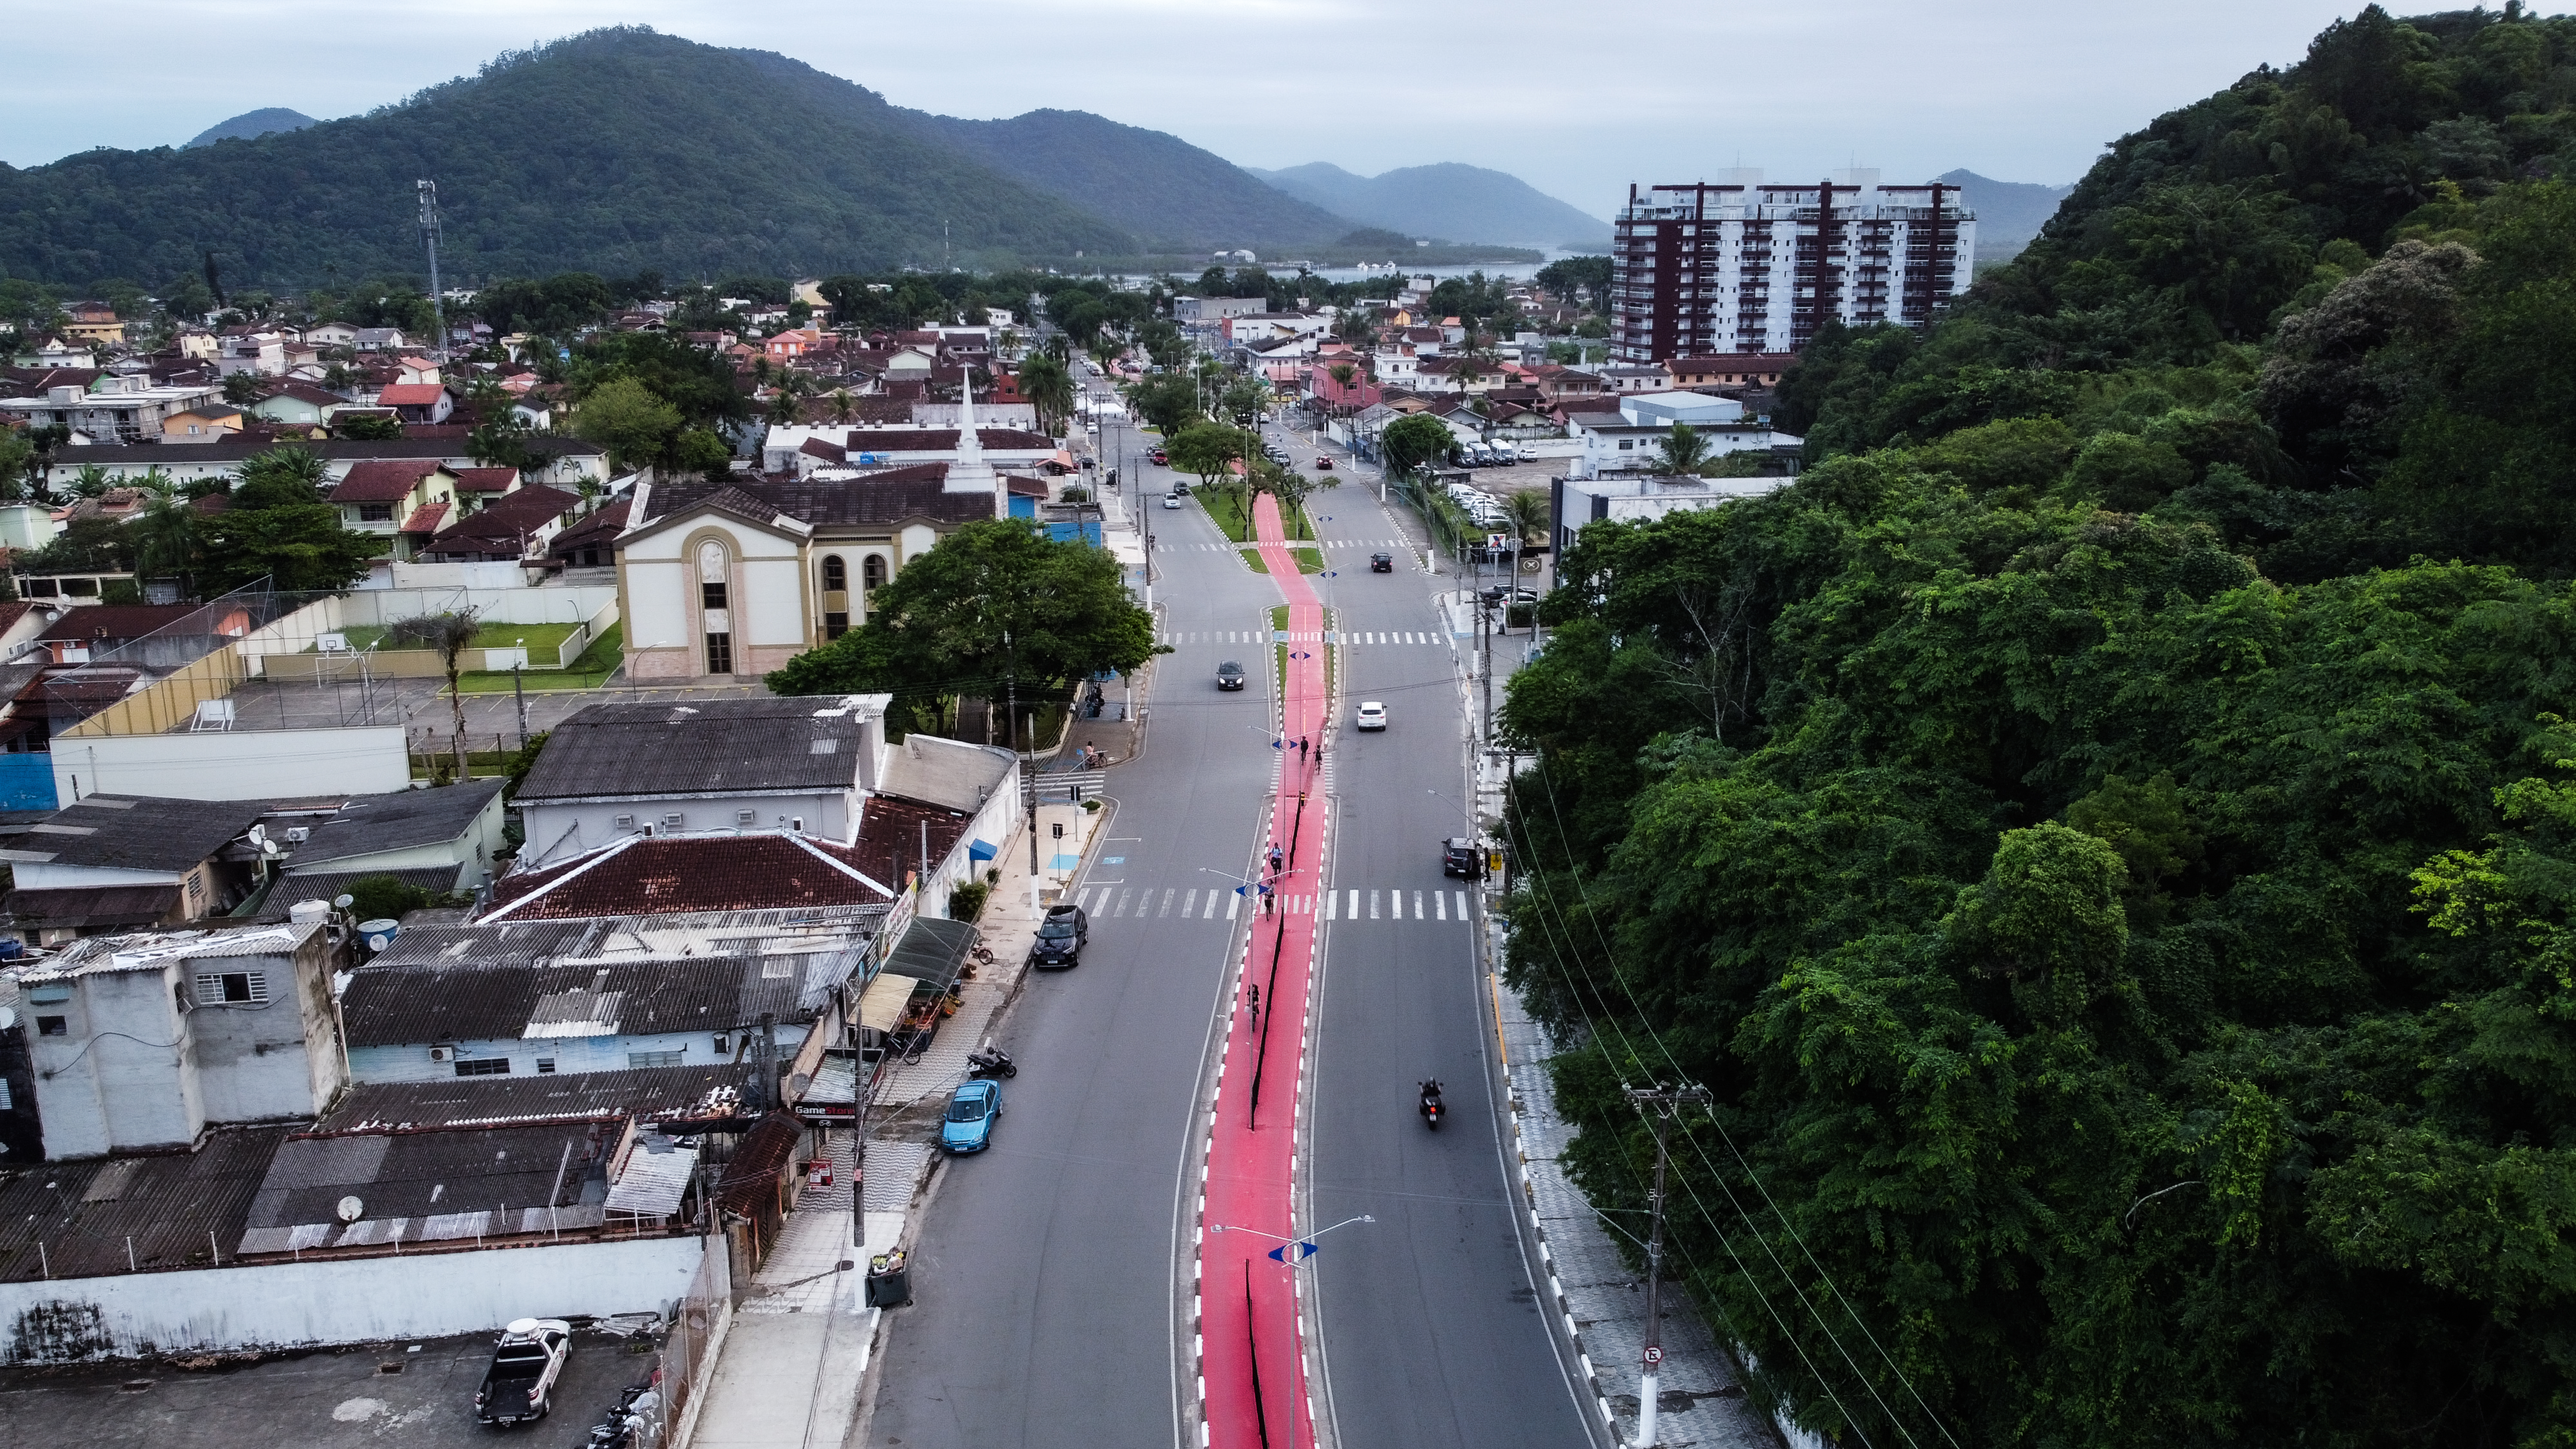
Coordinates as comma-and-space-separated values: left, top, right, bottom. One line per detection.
451, 467, 519, 493
399, 503, 450, 534
376, 383, 447, 406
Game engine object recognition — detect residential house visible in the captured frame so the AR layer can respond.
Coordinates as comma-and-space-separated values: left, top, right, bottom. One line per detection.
275, 778, 508, 893
61, 304, 125, 346
549, 499, 629, 571
11, 338, 95, 369
38, 438, 608, 494
450, 466, 523, 511
376, 382, 453, 424
482, 832, 899, 921
1550, 471, 1792, 553
1665, 352, 1798, 389
32, 603, 242, 667
161, 406, 244, 442
393, 357, 442, 386
351, 328, 413, 353
247, 382, 351, 429
300, 322, 358, 348
417, 483, 581, 564
215, 332, 285, 378
0, 793, 272, 950
1565, 392, 1804, 480
0, 374, 226, 444
329, 459, 461, 554
8, 920, 346, 1158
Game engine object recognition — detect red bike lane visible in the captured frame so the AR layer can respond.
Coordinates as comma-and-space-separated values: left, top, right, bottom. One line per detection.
1200, 491, 1328, 1449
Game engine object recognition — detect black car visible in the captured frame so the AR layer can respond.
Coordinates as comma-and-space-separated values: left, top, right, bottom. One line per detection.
1217, 660, 1246, 691
1479, 585, 1540, 608
1030, 904, 1088, 968
1369, 552, 1394, 573
1442, 837, 1487, 879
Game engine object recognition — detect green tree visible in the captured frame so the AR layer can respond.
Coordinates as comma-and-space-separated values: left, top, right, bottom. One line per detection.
387, 610, 480, 778
668, 427, 733, 480
219, 373, 268, 407
1655, 422, 1709, 475
1018, 354, 1075, 436
1165, 422, 1245, 492
766, 518, 1163, 718
1380, 413, 1453, 477
335, 412, 402, 440
196, 447, 375, 593
572, 376, 682, 473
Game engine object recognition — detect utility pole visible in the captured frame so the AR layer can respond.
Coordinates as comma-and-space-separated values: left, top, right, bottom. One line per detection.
416, 180, 447, 364
1625, 1082, 1710, 1449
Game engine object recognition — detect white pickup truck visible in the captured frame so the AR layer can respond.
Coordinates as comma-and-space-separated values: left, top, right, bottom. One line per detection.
474, 1317, 571, 1425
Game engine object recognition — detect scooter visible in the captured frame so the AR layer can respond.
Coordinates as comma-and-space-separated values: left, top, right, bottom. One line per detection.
1419, 1080, 1444, 1131
968, 1046, 1019, 1080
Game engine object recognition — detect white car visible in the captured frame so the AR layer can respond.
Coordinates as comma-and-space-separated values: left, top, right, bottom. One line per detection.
1354, 701, 1388, 731
1162, 492, 1183, 509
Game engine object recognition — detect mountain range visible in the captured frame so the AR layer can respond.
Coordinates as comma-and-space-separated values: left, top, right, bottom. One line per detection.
184, 108, 317, 148
1936, 169, 2075, 258
1249, 163, 1611, 250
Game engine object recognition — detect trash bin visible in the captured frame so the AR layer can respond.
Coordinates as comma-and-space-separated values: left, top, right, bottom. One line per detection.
866, 1251, 911, 1308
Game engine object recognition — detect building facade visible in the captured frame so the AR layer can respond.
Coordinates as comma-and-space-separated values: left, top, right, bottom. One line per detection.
1609, 169, 1975, 363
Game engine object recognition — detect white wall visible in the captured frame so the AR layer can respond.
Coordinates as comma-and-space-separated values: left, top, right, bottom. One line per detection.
0, 1234, 710, 1363
54, 727, 412, 803
519, 790, 855, 868
349, 1022, 811, 1084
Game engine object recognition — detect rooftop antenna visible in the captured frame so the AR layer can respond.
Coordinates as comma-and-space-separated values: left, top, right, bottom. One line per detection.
416, 179, 448, 364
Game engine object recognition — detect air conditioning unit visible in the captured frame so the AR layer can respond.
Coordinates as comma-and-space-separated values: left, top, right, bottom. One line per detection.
283, 826, 311, 844
613, 814, 636, 829
735, 810, 757, 826
428, 1045, 456, 1063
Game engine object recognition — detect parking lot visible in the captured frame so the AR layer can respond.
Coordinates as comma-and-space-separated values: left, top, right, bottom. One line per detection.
0, 1327, 656, 1449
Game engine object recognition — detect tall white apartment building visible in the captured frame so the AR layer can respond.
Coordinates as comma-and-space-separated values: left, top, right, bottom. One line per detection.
1609, 169, 1976, 364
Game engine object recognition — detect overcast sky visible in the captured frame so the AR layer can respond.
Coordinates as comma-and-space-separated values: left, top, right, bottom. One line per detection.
7, 1, 2382, 218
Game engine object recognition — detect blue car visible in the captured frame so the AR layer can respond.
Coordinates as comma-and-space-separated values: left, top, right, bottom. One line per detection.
941, 1079, 1002, 1153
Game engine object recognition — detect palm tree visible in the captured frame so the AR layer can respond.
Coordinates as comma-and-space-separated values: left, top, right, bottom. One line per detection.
387, 610, 482, 781
1501, 488, 1552, 549
69, 463, 111, 498
1658, 423, 1710, 476
132, 486, 200, 595
767, 389, 802, 427
831, 389, 854, 423
1019, 355, 1075, 437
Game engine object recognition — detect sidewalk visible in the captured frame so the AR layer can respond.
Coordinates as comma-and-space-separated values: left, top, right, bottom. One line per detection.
683, 808, 1074, 1449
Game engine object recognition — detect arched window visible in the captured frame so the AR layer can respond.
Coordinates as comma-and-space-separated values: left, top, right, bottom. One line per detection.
822, 555, 847, 592
863, 554, 887, 591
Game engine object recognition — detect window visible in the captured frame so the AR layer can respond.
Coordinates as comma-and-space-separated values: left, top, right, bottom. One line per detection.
735, 809, 757, 826
614, 813, 636, 829
535, 1057, 556, 1074
823, 611, 849, 640
705, 632, 732, 674
629, 1050, 684, 1068
862, 555, 887, 591
0, 1078, 11, 1109
36, 1016, 65, 1037
358, 503, 395, 522
662, 812, 687, 829
701, 579, 728, 611
193, 971, 267, 1005
714, 1034, 731, 1056
822, 556, 847, 592
454, 1057, 511, 1076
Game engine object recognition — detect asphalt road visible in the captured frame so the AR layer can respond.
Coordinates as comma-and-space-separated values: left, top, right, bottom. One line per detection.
860, 386, 1278, 1449
864, 371, 1589, 1449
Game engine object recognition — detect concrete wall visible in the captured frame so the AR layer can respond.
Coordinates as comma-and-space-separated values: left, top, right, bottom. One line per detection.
53, 728, 411, 804
24, 963, 203, 1159
348, 1022, 810, 1084
0, 1233, 710, 1363
519, 790, 856, 867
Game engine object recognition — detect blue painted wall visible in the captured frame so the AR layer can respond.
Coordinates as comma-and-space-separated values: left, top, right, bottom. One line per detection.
0, 753, 58, 811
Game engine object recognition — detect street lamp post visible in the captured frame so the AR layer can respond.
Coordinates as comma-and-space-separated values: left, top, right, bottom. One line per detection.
1209, 1215, 1373, 1449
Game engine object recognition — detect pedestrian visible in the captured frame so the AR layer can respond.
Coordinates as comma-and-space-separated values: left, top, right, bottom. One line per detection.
1270, 844, 1285, 874
1297, 735, 1309, 761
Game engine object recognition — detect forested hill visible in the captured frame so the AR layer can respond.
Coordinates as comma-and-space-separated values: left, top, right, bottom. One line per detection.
1251, 161, 1612, 249
897, 109, 1354, 251
1508, 8, 2576, 1448
0, 28, 1146, 286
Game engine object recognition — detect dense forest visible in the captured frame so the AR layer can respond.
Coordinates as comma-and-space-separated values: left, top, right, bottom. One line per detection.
1507, 9, 2576, 1446
0, 28, 1137, 287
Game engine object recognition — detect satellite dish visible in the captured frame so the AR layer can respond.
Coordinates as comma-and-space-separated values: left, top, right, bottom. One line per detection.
333, 895, 355, 910
336, 1195, 365, 1224
0, 1007, 13, 1031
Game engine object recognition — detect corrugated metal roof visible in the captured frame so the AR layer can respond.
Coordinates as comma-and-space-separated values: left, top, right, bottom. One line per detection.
240, 1120, 618, 1255
312, 1064, 756, 1136
0, 1126, 290, 1282
604, 1138, 697, 1217
515, 696, 883, 802
340, 955, 824, 1048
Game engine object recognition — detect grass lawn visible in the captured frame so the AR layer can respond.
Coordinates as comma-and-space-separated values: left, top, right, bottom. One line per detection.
335, 620, 585, 655
453, 624, 625, 692
1200, 486, 1314, 544
1239, 548, 1324, 575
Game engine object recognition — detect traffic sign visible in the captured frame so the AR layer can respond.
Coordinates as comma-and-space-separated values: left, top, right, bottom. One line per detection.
1267, 1241, 1320, 1263
1643, 1346, 1663, 1365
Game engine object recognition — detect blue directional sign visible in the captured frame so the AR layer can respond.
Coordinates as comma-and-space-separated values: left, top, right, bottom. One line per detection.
1267, 1242, 1320, 1263
1289, 651, 1312, 660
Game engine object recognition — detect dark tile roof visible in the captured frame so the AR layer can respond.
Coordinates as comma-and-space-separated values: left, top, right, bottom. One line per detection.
310, 1063, 759, 1135
243, 1119, 617, 1238
2, 883, 184, 930
33, 605, 208, 642
37, 437, 604, 468
286, 779, 503, 869
419, 485, 579, 557
484, 833, 895, 920
339, 953, 820, 1047
0, 1126, 291, 1282
331, 459, 448, 501
514, 696, 876, 802
0, 793, 263, 872
451, 466, 519, 492
638, 468, 992, 533
548, 500, 629, 557
715, 1110, 803, 1215
848, 795, 970, 896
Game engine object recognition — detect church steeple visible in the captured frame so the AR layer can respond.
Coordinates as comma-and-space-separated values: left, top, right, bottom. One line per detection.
943, 363, 1002, 516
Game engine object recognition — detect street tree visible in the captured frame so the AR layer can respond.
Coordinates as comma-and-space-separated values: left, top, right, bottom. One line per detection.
387, 610, 480, 780
1381, 413, 1454, 477
1018, 354, 1075, 436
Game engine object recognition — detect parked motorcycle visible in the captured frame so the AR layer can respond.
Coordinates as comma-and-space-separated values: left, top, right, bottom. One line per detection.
1419, 1080, 1444, 1131
968, 1046, 1019, 1080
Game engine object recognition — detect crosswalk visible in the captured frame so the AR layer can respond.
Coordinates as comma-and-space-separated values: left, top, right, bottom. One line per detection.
1160, 629, 1447, 646
1066, 883, 1478, 923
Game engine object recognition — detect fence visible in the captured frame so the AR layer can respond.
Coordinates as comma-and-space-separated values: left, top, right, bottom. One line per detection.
556, 595, 621, 670
654, 1232, 735, 1449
